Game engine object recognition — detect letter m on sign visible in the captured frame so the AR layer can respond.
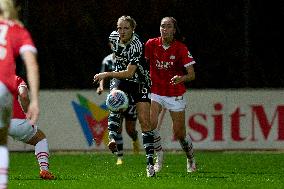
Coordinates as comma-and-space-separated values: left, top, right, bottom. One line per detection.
251, 105, 284, 140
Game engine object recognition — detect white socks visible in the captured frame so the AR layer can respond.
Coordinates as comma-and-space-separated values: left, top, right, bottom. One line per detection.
35, 139, 50, 171
0, 146, 8, 189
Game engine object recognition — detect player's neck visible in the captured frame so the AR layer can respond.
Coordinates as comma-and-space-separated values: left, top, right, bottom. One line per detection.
162, 37, 174, 47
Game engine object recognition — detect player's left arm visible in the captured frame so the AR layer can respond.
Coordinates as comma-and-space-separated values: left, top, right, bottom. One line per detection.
170, 65, 195, 85
183, 65, 196, 82
22, 50, 40, 125
170, 46, 196, 85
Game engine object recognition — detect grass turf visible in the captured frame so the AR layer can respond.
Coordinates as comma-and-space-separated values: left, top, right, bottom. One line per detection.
8, 151, 284, 189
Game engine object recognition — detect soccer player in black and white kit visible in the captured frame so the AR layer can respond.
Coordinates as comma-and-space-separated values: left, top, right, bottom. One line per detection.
94, 15, 156, 177
96, 40, 141, 163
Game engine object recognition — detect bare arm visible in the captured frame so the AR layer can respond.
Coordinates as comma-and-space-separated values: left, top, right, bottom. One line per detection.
96, 79, 104, 95
170, 65, 195, 85
93, 64, 137, 83
22, 51, 40, 125
97, 56, 110, 95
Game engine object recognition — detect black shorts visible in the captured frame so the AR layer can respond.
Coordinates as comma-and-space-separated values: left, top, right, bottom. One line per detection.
122, 94, 137, 121
110, 79, 151, 103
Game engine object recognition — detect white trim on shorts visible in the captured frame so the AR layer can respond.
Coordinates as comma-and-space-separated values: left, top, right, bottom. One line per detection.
151, 93, 186, 112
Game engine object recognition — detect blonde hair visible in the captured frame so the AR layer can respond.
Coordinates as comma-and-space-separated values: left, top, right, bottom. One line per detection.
0, 0, 18, 20
117, 15, 137, 30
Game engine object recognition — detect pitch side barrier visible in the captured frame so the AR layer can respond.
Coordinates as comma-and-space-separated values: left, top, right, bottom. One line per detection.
8, 89, 284, 151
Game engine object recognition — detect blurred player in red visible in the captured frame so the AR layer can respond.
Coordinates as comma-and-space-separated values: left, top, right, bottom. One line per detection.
145, 17, 197, 173
9, 76, 54, 180
0, 0, 40, 188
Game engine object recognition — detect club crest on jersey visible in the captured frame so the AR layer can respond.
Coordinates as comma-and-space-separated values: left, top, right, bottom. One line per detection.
170, 55, 175, 60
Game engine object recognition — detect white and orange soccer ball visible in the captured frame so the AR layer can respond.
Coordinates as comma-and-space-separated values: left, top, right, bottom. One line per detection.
106, 89, 129, 112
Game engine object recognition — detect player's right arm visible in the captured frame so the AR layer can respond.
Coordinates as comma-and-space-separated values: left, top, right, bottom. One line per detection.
96, 79, 104, 95
94, 62, 137, 83
96, 56, 110, 95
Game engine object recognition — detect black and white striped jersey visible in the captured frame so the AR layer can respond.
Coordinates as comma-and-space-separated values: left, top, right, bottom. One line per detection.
108, 31, 150, 87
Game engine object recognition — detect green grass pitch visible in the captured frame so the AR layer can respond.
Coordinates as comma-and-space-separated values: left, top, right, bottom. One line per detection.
9, 151, 284, 189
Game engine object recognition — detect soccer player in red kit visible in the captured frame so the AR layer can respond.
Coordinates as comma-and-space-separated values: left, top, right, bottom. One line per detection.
145, 17, 197, 173
9, 76, 54, 180
0, 0, 40, 188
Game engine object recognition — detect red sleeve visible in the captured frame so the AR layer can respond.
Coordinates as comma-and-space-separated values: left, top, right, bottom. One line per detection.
11, 24, 36, 57
179, 43, 196, 67
145, 39, 152, 60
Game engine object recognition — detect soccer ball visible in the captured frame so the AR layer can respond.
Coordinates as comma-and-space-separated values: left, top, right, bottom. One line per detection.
106, 89, 129, 112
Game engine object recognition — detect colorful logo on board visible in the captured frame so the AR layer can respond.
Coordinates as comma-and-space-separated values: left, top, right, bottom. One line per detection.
71, 94, 109, 146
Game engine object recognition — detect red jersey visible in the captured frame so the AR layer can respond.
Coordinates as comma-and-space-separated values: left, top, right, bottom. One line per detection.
145, 37, 196, 96
0, 20, 36, 93
12, 76, 27, 119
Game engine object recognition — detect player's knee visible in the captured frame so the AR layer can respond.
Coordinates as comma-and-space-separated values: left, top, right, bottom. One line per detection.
139, 119, 150, 131
26, 130, 46, 145
37, 129, 46, 140
138, 112, 150, 127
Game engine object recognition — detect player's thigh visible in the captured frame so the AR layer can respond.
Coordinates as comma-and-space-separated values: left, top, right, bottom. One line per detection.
0, 82, 12, 144
0, 82, 12, 130
9, 119, 37, 142
150, 100, 163, 127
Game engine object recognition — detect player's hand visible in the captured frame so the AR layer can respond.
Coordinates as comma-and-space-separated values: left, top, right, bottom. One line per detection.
96, 86, 104, 95
93, 72, 108, 83
170, 75, 183, 85
26, 100, 39, 125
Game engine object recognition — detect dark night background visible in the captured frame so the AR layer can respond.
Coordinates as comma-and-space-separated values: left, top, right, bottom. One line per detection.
15, 0, 284, 89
